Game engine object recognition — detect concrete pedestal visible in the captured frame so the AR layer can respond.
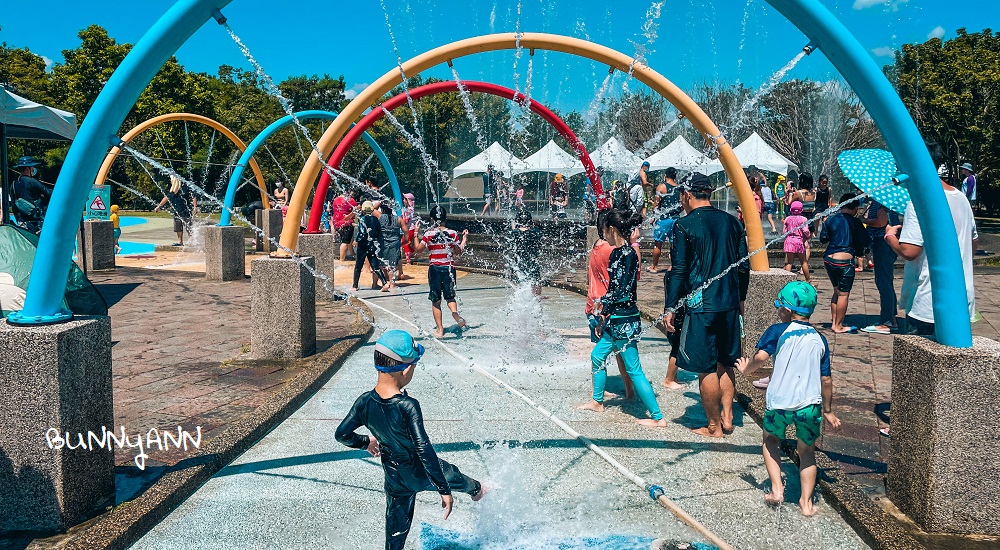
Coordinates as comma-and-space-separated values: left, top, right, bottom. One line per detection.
251, 256, 316, 359
585, 225, 599, 252
0, 317, 114, 533
297, 233, 337, 302
887, 335, 1000, 535
742, 269, 797, 353
202, 225, 246, 281
83, 220, 115, 271
254, 209, 283, 253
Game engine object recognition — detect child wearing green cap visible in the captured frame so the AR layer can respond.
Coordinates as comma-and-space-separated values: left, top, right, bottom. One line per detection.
335, 330, 485, 550
734, 281, 841, 517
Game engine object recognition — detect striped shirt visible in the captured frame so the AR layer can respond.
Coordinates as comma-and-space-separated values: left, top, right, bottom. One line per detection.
422, 229, 461, 267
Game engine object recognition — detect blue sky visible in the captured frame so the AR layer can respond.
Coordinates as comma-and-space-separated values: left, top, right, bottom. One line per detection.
1, 0, 997, 112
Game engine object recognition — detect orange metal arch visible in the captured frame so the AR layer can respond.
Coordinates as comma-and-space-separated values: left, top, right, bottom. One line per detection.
281, 33, 765, 270
95, 112, 270, 209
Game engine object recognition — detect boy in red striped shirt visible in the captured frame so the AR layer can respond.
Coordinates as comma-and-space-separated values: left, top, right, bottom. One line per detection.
412, 206, 469, 337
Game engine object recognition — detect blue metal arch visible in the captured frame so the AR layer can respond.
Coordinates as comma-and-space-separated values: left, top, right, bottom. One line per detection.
219, 110, 402, 226
764, 0, 971, 346
10, 0, 975, 347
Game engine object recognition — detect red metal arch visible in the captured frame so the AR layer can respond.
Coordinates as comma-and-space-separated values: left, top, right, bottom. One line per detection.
306, 80, 603, 232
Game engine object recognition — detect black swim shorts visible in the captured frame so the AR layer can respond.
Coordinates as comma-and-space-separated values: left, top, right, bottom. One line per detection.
336, 224, 355, 244
428, 265, 457, 303
676, 309, 740, 374
824, 255, 856, 293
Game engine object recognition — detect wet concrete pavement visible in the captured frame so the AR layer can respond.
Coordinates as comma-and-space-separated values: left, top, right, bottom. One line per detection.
133, 273, 867, 550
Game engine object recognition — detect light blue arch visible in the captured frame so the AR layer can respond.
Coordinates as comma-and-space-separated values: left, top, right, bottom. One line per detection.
9, 0, 974, 347
219, 110, 402, 226
764, 0, 971, 346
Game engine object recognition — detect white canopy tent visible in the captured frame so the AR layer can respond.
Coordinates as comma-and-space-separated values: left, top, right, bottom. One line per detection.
697, 132, 798, 176
644, 135, 708, 171
590, 137, 642, 172
517, 140, 584, 176
452, 141, 527, 178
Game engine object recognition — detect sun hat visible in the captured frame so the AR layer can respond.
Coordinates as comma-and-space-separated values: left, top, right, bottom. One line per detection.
790, 201, 803, 215
361, 201, 374, 213
960, 162, 974, 172
554, 174, 565, 182
12, 156, 42, 169
374, 330, 425, 373
776, 174, 786, 183
775, 281, 818, 316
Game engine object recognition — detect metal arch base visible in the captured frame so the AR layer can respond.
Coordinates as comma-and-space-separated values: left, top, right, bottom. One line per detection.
304, 80, 602, 233
218, 110, 402, 227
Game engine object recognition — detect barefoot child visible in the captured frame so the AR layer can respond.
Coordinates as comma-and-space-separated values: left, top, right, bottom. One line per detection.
577, 209, 665, 428
411, 206, 469, 337
782, 201, 811, 283
335, 330, 486, 549
735, 281, 841, 516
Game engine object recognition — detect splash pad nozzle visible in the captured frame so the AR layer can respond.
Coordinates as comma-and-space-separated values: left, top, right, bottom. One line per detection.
802, 40, 819, 55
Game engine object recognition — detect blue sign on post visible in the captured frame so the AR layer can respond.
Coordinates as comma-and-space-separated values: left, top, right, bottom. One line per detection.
86, 185, 111, 221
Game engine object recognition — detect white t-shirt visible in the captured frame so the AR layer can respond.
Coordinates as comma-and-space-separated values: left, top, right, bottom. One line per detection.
628, 183, 645, 212
898, 187, 978, 323
757, 321, 831, 411
760, 186, 774, 204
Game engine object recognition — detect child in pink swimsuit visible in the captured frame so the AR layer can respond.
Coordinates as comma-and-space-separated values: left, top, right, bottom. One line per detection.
783, 201, 811, 282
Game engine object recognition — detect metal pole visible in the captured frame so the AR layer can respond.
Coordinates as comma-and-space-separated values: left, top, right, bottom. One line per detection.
0, 123, 8, 225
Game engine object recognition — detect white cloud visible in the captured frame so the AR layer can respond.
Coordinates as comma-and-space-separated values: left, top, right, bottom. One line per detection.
853, 0, 909, 10
928, 26, 946, 39
872, 46, 895, 58
344, 82, 369, 100
41, 56, 53, 72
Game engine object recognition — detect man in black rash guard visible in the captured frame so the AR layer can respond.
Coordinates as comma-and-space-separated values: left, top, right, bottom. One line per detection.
335, 330, 485, 550
663, 173, 750, 439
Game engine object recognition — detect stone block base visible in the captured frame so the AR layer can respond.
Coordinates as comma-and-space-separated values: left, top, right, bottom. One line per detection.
202, 225, 246, 281
0, 317, 114, 533
83, 220, 115, 271
251, 256, 316, 359
585, 225, 599, 253
742, 269, 797, 353
297, 233, 337, 302
887, 335, 1000, 535
255, 209, 283, 253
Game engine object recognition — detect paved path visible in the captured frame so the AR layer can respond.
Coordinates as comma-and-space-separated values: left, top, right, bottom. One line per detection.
555, 262, 1000, 500
134, 273, 866, 550
87, 268, 357, 482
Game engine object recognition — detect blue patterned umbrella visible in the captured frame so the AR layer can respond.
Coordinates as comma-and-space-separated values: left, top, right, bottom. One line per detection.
837, 148, 912, 214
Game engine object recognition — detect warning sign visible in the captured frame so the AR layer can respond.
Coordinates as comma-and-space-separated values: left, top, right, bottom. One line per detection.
86, 185, 111, 221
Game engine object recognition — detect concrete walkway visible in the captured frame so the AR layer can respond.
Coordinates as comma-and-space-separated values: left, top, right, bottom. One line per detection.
134, 273, 867, 549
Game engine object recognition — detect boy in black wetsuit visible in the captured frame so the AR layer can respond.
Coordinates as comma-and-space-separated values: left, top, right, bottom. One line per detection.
335, 330, 485, 550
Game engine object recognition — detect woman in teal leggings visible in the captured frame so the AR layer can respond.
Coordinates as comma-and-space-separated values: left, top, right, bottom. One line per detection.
577, 209, 666, 427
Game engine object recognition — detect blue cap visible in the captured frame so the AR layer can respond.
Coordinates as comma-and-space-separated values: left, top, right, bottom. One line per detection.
641, 161, 650, 167
374, 330, 425, 372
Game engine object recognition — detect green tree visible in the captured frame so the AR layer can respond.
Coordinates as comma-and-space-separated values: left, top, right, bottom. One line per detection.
893, 28, 1000, 194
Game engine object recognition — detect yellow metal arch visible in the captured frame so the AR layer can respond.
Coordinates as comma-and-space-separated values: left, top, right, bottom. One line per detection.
95, 112, 270, 209
281, 32, 766, 271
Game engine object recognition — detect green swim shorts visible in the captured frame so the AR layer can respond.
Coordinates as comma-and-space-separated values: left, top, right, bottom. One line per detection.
763, 404, 823, 446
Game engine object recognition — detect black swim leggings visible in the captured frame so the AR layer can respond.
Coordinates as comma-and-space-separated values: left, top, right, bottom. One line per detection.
353, 241, 387, 288
384, 459, 480, 550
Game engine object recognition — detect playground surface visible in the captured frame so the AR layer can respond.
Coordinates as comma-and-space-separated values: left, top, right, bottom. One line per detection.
132, 273, 867, 550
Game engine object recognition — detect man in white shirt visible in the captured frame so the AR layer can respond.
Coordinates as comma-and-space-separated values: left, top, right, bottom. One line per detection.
884, 164, 978, 336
